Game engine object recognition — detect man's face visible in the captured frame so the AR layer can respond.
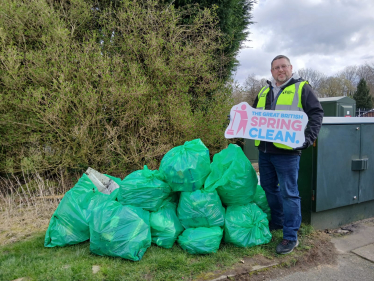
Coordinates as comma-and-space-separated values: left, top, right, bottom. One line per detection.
271, 58, 293, 86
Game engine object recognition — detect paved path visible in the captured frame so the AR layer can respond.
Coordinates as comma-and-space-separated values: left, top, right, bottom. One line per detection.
271, 218, 374, 281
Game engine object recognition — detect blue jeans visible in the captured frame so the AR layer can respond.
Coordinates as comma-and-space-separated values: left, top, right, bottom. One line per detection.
258, 151, 301, 241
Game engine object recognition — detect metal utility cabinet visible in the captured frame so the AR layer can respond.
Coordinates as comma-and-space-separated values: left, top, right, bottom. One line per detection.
243, 139, 258, 163
298, 117, 374, 229
319, 96, 356, 117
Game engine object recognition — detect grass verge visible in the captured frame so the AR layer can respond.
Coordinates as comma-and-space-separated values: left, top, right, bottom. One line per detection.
0, 226, 318, 281
0, 173, 322, 281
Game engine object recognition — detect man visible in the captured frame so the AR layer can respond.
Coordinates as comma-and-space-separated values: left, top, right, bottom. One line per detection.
252, 55, 323, 254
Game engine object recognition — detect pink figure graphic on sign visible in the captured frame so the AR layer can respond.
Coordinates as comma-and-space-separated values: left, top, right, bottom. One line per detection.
235, 104, 248, 135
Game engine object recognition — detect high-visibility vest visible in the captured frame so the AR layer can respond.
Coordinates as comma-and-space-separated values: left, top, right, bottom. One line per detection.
255, 81, 308, 150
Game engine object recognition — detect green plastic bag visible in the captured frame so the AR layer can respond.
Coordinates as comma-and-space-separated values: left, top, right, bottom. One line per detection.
159, 139, 211, 192
81, 174, 121, 222
177, 189, 225, 229
89, 201, 151, 261
167, 191, 180, 204
44, 173, 119, 247
178, 226, 223, 254
117, 165, 171, 211
253, 185, 271, 221
224, 203, 271, 248
205, 144, 257, 206
150, 202, 184, 248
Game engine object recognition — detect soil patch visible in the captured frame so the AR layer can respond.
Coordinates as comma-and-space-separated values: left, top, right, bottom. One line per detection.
198, 231, 337, 281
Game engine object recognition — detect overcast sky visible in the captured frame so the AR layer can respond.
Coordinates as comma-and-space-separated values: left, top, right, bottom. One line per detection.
233, 0, 374, 85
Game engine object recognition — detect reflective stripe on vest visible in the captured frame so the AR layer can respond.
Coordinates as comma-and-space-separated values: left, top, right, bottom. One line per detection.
255, 81, 308, 149
274, 82, 306, 112
256, 86, 270, 110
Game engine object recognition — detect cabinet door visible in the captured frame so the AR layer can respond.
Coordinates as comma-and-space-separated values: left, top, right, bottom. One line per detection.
359, 124, 374, 203
315, 125, 360, 212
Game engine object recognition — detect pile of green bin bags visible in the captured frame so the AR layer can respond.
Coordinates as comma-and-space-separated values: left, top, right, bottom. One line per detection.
44, 173, 120, 247
45, 139, 272, 261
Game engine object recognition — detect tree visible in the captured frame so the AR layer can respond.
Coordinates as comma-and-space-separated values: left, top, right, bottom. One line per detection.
353, 78, 373, 109
317, 76, 355, 98
226, 79, 247, 105
297, 68, 325, 91
243, 74, 268, 105
0, 0, 232, 174
337, 66, 360, 97
170, 0, 256, 80
357, 64, 374, 100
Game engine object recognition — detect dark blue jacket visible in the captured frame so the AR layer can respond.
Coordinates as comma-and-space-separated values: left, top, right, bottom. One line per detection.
252, 77, 324, 155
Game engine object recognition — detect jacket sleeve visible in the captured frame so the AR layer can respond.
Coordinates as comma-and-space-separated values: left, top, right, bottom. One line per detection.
301, 84, 324, 146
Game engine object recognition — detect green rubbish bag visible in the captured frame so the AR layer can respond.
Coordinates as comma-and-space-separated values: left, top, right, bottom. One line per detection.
178, 226, 223, 254
159, 139, 211, 192
177, 189, 225, 229
166, 191, 180, 204
81, 174, 121, 222
117, 165, 171, 212
205, 144, 257, 206
44, 174, 119, 247
150, 202, 184, 248
253, 185, 271, 221
89, 200, 151, 261
224, 203, 271, 248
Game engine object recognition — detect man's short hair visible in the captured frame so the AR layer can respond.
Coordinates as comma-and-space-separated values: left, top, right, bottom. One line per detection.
271, 55, 291, 68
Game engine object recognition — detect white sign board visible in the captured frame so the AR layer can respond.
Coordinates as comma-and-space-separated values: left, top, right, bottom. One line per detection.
225, 102, 308, 148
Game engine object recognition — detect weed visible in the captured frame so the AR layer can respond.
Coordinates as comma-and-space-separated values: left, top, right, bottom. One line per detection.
298, 223, 314, 237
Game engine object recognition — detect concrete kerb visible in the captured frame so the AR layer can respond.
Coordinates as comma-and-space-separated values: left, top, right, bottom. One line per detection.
209, 262, 279, 281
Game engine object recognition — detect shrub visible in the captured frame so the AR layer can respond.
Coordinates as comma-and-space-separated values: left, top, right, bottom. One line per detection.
0, 0, 233, 176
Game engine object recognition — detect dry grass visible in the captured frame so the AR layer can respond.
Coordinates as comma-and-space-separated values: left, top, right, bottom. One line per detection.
0, 172, 69, 246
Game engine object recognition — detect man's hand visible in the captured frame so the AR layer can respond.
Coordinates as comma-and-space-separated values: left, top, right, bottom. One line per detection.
293, 141, 309, 150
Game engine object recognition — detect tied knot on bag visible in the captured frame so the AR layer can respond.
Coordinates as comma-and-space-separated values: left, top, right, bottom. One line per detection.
143, 165, 154, 179
143, 165, 166, 182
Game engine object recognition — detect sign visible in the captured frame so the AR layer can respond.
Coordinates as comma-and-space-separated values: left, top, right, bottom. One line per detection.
225, 102, 308, 148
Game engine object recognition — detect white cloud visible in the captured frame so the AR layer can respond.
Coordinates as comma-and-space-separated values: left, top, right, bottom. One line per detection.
234, 0, 374, 85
